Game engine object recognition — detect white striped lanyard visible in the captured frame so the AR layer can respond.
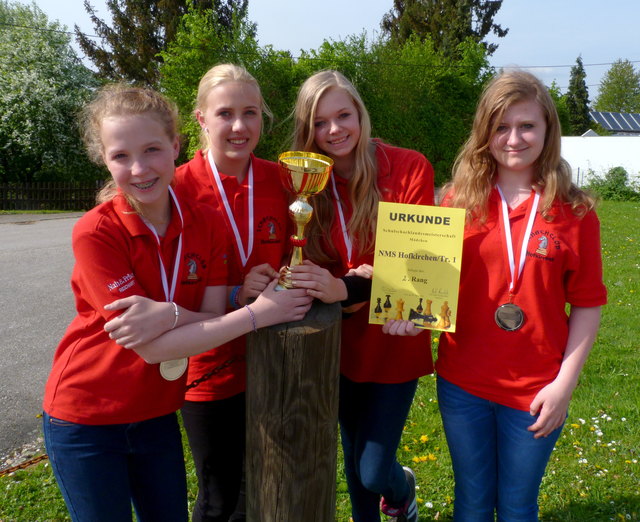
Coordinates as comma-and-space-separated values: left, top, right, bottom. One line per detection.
330, 173, 353, 263
496, 186, 539, 293
207, 151, 254, 267
142, 185, 183, 302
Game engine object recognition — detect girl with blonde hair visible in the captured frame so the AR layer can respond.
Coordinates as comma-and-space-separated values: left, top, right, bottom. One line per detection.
389, 70, 606, 520
173, 63, 288, 521
289, 70, 435, 522
43, 85, 310, 521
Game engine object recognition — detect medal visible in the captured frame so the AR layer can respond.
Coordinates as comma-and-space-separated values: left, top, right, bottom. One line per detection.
495, 186, 539, 332
494, 303, 525, 331
207, 151, 254, 267
160, 357, 189, 381
143, 186, 188, 380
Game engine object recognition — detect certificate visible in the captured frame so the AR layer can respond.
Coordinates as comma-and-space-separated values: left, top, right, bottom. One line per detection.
368, 202, 465, 332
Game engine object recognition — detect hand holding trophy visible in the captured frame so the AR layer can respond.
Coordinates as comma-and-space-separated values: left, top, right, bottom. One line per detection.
277, 151, 333, 289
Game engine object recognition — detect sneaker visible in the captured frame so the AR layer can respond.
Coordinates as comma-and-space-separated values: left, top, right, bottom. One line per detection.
380, 466, 418, 521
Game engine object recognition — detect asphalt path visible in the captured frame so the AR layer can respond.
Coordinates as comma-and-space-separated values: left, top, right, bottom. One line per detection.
0, 213, 83, 463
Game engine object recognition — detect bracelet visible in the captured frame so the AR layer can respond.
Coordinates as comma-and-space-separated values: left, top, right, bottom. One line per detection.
245, 304, 257, 332
170, 301, 179, 330
229, 285, 242, 309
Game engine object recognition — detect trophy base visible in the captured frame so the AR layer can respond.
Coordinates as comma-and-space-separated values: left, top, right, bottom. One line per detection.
276, 266, 294, 291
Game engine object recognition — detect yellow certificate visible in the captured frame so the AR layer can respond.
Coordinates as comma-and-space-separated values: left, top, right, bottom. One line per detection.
369, 202, 465, 332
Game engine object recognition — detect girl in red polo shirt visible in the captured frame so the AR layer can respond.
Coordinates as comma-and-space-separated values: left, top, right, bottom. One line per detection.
104, 64, 290, 522
177, 63, 288, 522
288, 70, 435, 522
42, 85, 310, 522
388, 70, 607, 521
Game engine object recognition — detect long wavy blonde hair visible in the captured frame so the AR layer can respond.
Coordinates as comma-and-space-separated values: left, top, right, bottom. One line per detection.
292, 70, 380, 266
195, 63, 272, 151
445, 70, 595, 221
80, 84, 180, 210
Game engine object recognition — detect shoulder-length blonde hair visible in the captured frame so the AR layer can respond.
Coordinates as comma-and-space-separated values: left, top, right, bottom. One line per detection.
292, 70, 379, 265
79, 84, 180, 209
446, 70, 595, 221
195, 63, 272, 150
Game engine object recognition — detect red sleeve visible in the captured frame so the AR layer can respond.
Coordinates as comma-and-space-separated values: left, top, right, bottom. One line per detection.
71, 219, 149, 322
396, 151, 435, 206
565, 210, 607, 307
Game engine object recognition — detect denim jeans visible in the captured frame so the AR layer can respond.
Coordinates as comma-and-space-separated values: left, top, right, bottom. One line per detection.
339, 375, 418, 522
437, 377, 563, 522
43, 412, 188, 522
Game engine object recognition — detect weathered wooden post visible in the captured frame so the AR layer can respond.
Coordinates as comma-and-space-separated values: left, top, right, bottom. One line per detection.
246, 300, 341, 522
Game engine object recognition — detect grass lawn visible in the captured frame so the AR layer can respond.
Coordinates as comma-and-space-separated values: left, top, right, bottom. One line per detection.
1, 200, 638, 521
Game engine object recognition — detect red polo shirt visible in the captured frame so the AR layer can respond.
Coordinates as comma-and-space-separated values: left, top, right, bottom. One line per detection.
327, 141, 436, 383
436, 188, 607, 410
174, 151, 289, 400
43, 194, 228, 424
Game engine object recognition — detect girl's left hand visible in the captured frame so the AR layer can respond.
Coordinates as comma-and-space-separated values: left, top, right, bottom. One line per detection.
104, 295, 174, 348
382, 319, 423, 336
289, 260, 347, 304
527, 380, 572, 438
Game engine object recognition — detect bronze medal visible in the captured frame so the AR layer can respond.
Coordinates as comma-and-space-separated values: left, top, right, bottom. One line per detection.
495, 303, 525, 331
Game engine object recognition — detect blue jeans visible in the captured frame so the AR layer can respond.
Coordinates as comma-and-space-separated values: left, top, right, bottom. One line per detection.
437, 377, 564, 522
339, 375, 418, 522
43, 412, 188, 522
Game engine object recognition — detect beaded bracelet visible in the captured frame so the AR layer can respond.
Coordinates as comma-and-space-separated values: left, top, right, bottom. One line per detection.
170, 301, 179, 330
229, 285, 242, 309
245, 304, 257, 332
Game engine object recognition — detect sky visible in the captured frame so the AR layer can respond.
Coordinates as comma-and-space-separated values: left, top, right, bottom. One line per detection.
34, 0, 640, 101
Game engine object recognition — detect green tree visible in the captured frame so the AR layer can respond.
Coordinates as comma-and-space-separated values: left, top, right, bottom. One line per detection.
159, 6, 272, 160
380, 0, 508, 57
594, 59, 640, 113
548, 81, 571, 135
0, 0, 100, 183
566, 56, 591, 135
76, 0, 250, 87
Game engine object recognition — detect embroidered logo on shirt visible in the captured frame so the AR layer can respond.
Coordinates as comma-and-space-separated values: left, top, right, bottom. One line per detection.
528, 229, 561, 261
107, 273, 135, 293
183, 253, 206, 284
257, 216, 283, 244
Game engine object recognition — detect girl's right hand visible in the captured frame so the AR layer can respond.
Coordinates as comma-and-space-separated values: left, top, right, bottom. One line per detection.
239, 263, 279, 305
382, 319, 423, 336
250, 279, 313, 327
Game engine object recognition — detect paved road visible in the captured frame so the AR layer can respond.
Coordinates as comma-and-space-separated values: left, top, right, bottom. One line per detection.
0, 214, 83, 463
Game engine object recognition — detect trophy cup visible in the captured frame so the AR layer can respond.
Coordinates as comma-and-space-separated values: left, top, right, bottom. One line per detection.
277, 151, 334, 289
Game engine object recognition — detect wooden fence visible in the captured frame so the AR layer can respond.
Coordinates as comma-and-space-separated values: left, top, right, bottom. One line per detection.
0, 182, 103, 211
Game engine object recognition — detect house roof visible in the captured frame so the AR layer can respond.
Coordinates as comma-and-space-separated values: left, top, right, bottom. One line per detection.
589, 111, 640, 134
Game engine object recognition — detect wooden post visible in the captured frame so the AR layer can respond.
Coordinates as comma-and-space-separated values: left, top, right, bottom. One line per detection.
246, 301, 341, 522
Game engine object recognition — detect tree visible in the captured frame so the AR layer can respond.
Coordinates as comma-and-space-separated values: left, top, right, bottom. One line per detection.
594, 59, 640, 113
159, 6, 264, 160
380, 0, 508, 57
0, 1, 100, 183
548, 81, 571, 136
566, 56, 591, 135
76, 0, 251, 87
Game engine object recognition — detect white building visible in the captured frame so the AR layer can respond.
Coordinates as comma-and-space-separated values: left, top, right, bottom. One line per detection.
561, 136, 640, 187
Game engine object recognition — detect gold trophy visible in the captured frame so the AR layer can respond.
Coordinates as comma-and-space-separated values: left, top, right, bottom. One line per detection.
277, 151, 333, 289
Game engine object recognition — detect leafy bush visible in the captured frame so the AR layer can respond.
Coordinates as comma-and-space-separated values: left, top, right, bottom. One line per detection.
586, 166, 640, 201
160, 12, 492, 184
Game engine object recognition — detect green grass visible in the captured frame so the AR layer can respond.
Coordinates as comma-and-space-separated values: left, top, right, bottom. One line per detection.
2, 201, 638, 521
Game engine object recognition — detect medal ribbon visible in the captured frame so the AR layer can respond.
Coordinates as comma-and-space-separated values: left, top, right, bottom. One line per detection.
207, 151, 254, 267
496, 186, 539, 296
330, 173, 353, 263
142, 185, 184, 302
